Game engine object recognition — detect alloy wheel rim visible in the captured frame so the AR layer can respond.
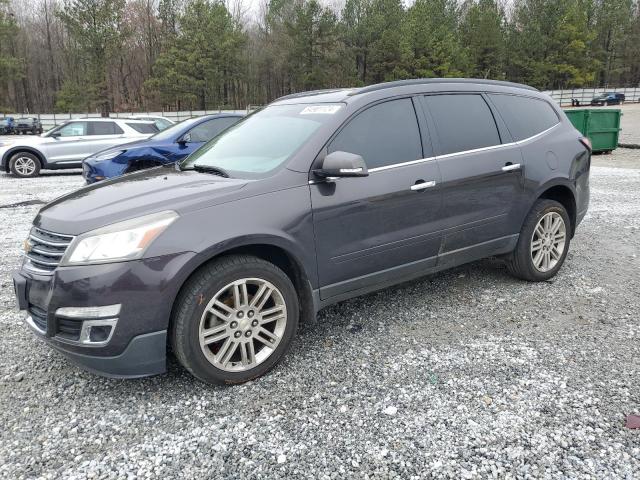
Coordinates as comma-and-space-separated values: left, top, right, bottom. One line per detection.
531, 212, 566, 272
198, 278, 287, 372
15, 157, 36, 176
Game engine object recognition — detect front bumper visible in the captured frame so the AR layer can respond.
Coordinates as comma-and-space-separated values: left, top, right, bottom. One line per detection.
13, 251, 195, 378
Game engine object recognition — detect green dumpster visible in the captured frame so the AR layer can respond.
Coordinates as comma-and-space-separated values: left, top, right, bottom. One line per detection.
564, 108, 622, 153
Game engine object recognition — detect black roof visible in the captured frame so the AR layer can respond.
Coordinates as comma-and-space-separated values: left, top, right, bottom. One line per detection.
349, 78, 538, 96
275, 89, 352, 102
273, 78, 538, 104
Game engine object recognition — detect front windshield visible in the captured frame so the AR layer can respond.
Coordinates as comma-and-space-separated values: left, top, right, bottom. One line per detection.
181, 104, 343, 177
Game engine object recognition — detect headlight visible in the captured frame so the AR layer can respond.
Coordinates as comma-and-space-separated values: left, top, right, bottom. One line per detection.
93, 150, 125, 161
61, 211, 179, 265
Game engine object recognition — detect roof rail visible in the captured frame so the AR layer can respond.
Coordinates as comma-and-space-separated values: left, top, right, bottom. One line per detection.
274, 88, 352, 102
348, 78, 538, 96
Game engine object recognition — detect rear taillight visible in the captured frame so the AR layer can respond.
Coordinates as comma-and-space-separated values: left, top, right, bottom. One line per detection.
579, 136, 592, 152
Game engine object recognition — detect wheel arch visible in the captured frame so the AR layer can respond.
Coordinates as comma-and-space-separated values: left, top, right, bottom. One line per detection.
534, 182, 577, 237
2, 146, 47, 172
169, 240, 316, 331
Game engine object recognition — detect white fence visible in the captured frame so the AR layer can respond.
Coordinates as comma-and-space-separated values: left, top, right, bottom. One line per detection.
543, 87, 640, 106
2, 87, 640, 129
0, 108, 254, 131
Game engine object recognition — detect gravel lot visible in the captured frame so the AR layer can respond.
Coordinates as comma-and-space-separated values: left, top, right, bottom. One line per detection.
1, 152, 639, 479
618, 102, 640, 145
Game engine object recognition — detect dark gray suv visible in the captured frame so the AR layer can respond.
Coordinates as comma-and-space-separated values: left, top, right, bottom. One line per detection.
13, 79, 591, 385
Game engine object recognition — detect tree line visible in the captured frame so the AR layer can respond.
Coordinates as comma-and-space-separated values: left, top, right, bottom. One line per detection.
1, 0, 639, 114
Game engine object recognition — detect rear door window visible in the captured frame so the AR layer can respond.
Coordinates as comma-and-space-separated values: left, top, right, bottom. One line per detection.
488, 94, 559, 141
328, 98, 422, 169
424, 94, 500, 155
87, 121, 124, 135
188, 117, 241, 142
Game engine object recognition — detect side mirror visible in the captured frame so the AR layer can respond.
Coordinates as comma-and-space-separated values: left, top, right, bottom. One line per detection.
178, 132, 191, 144
50, 132, 61, 138
313, 151, 368, 179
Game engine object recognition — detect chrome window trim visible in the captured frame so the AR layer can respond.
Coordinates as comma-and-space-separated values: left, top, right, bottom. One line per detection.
368, 156, 436, 173
307, 122, 560, 182
513, 122, 560, 145
436, 142, 514, 160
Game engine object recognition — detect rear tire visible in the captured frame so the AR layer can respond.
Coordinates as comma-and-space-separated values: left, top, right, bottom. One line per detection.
9, 152, 41, 178
170, 255, 299, 385
506, 199, 571, 281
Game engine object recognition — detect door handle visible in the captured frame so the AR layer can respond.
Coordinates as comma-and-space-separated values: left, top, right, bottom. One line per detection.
410, 180, 436, 191
502, 163, 521, 172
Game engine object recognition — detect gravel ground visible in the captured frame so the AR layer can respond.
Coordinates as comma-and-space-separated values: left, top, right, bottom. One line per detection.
618, 103, 640, 145
1, 153, 639, 479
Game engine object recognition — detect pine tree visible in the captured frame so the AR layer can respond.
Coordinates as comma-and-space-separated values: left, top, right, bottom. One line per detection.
56, 0, 128, 114
402, 0, 469, 79
146, 0, 246, 109
460, 0, 506, 79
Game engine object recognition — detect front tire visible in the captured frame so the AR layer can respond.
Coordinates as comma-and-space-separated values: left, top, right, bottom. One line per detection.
170, 255, 299, 385
506, 199, 571, 281
9, 152, 41, 178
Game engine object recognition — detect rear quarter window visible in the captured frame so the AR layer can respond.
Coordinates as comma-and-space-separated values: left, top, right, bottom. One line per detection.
88, 121, 124, 135
488, 94, 559, 141
126, 122, 159, 134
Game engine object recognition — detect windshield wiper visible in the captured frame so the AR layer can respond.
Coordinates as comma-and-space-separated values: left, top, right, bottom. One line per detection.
191, 164, 230, 178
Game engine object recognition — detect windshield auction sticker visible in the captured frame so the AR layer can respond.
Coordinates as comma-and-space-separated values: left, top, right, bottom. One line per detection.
300, 105, 342, 115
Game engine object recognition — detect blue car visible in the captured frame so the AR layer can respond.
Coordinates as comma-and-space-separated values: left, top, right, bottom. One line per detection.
82, 113, 244, 183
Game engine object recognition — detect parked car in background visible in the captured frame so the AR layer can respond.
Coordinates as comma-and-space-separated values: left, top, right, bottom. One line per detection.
83, 113, 243, 183
128, 115, 174, 131
0, 117, 16, 135
15, 117, 43, 135
1, 118, 159, 178
590, 92, 625, 106
12, 79, 591, 385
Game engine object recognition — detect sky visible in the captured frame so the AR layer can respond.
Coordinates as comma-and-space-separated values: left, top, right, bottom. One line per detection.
229, 0, 409, 23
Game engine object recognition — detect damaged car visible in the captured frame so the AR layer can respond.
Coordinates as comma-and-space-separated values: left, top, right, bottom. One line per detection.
82, 113, 243, 183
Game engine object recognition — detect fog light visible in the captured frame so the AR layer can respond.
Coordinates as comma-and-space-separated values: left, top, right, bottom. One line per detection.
56, 304, 120, 319
54, 305, 120, 346
89, 325, 111, 342
79, 319, 118, 346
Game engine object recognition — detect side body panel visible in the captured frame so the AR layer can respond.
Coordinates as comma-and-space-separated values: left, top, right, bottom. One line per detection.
311, 161, 442, 299
419, 93, 527, 254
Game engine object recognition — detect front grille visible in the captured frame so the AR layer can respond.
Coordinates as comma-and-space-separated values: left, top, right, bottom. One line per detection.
28, 305, 48, 332
56, 318, 82, 341
25, 227, 74, 273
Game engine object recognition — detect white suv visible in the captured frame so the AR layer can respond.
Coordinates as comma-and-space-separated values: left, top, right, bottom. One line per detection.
0, 118, 158, 178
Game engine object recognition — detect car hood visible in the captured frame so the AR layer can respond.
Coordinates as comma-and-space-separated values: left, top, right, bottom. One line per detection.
35, 166, 249, 234
2, 135, 49, 146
